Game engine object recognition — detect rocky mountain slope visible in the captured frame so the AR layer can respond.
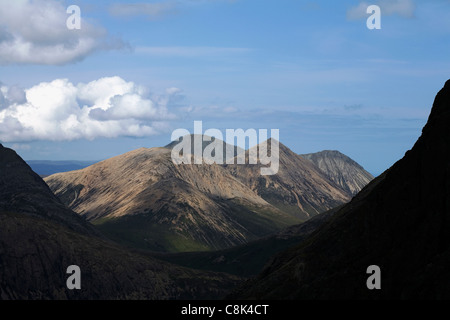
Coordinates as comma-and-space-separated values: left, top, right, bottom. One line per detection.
225, 142, 351, 219
45, 146, 300, 252
0, 144, 240, 299
45, 140, 352, 252
231, 79, 450, 299
301, 150, 374, 196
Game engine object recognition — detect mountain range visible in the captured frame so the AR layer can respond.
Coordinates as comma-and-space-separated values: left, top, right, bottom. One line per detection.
44, 140, 371, 252
2, 79, 449, 300
0, 133, 371, 299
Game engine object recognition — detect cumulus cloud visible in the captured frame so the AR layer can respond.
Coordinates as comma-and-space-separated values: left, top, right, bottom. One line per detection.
0, 84, 26, 110
0, 0, 126, 65
347, 0, 416, 20
0, 77, 177, 142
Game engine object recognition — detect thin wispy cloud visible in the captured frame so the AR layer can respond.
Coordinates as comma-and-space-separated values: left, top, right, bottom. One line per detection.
135, 46, 251, 57
347, 0, 416, 20
109, 0, 237, 19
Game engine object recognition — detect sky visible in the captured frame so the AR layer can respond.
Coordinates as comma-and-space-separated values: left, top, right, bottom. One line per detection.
0, 0, 450, 176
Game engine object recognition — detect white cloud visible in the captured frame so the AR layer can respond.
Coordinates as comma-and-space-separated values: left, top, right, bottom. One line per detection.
347, 2, 371, 20
0, 77, 177, 142
0, 84, 26, 110
0, 0, 126, 65
347, 0, 416, 20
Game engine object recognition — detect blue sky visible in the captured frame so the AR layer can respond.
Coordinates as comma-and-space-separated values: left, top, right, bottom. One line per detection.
1, 0, 450, 175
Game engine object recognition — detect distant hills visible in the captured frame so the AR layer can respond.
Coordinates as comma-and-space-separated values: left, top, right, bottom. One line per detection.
26, 160, 96, 177
231, 80, 450, 299
44, 138, 371, 253
0, 144, 240, 299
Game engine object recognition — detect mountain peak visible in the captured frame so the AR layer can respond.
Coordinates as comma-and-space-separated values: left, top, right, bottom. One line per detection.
251, 138, 290, 155
0, 145, 96, 235
423, 78, 450, 133
317, 150, 343, 155
301, 150, 373, 196
165, 134, 213, 149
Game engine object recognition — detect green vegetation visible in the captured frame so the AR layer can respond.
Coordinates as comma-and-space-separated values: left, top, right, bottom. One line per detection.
92, 199, 302, 254
150, 235, 305, 277
93, 215, 211, 253
224, 198, 302, 236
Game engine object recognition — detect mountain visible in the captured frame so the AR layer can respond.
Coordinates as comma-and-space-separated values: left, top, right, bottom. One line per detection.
0, 146, 96, 236
231, 79, 450, 299
300, 150, 374, 196
45, 147, 300, 252
45, 140, 352, 253
0, 144, 240, 299
26, 160, 96, 177
224, 142, 351, 219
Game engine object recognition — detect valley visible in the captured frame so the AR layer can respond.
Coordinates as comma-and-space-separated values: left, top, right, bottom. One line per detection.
44, 138, 371, 253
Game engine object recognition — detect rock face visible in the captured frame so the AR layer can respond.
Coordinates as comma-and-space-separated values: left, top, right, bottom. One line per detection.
0, 144, 240, 300
45, 141, 352, 252
301, 150, 374, 196
225, 143, 351, 219
231, 80, 450, 299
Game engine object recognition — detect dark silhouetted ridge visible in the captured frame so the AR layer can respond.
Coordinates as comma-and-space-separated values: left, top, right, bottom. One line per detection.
0, 145, 95, 235
231, 79, 450, 299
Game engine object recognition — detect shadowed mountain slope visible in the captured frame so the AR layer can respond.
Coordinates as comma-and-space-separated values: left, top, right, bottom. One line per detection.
0, 146, 96, 236
231, 79, 450, 299
151, 206, 342, 277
